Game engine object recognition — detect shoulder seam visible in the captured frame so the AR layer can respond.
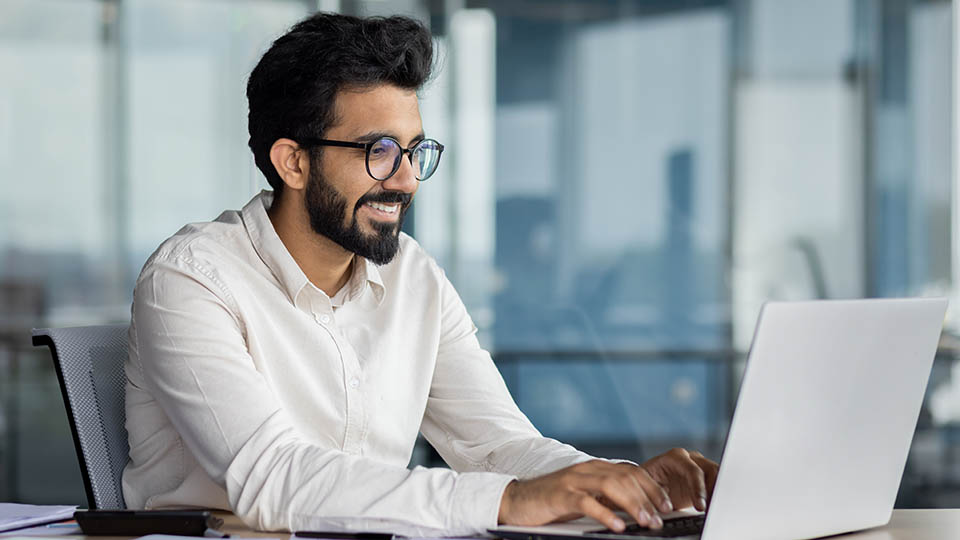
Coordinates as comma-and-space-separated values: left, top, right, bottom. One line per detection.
177, 254, 247, 338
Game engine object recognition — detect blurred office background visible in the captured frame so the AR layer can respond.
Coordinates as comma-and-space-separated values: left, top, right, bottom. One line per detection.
0, 0, 958, 508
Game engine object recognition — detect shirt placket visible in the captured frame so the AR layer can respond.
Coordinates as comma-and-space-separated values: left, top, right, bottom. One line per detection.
312, 298, 365, 454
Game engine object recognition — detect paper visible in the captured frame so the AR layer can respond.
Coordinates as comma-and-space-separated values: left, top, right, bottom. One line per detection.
0, 537, 73, 540
287, 517, 485, 539
138, 537, 263, 540
290, 534, 488, 540
0, 523, 80, 537
0, 504, 77, 533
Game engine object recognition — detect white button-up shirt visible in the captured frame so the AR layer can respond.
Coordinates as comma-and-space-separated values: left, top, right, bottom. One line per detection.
123, 191, 593, 534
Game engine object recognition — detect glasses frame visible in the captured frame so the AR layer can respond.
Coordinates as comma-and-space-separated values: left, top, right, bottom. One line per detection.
298, 136, 445, 182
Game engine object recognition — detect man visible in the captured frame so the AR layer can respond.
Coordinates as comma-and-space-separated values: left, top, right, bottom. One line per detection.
123, 12, 717, 535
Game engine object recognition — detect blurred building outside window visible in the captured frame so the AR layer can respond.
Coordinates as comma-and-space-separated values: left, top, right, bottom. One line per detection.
0, 0, 957, 508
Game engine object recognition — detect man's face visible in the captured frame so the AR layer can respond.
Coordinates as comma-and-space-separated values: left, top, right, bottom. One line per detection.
305, 85, 423, 265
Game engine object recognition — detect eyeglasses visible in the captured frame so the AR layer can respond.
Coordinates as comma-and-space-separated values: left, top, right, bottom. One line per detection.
298, 136, 445, 182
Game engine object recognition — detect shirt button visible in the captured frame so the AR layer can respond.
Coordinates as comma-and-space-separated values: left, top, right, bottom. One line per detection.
349, 377, 360, 389
319, 314, 331, 324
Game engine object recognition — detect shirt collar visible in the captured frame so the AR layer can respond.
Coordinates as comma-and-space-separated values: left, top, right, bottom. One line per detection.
353, 254, 386, 305
241, 190, 385, 308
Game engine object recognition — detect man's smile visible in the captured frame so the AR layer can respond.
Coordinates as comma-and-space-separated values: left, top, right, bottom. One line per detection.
361, 200, 402, 221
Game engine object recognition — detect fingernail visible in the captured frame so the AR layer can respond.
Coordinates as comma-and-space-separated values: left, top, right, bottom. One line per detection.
612, 518, 625, 531
652, 515, 663, 528
661, 499, 673, 513
700, 497, 707, 509
638, 510, 650, 524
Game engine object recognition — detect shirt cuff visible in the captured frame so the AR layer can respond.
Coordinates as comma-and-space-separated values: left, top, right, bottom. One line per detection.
448, 472, 517, 534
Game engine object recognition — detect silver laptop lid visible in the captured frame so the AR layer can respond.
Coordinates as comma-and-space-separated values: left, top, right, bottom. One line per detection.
703, 298, 947, 540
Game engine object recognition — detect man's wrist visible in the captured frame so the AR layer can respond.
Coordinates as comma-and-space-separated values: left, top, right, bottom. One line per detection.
498, 480, 518, 524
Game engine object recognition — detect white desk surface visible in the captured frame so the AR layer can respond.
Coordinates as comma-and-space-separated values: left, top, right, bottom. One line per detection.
835, 509, 960, 539
39, 509, 960, 540
217, 509, 960, 540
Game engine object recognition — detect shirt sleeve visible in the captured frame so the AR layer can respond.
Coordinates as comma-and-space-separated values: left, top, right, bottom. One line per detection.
419, 267, 597, 483
130, 254, 516, 535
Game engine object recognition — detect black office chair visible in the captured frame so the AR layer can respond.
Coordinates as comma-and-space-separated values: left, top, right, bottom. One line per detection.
32, 325, 130, 509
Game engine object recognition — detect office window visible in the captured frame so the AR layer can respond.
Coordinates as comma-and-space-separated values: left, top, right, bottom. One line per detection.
0, 0, 956, 508
125, 0, 305, 277
0, 0, 307, 503
483, 3, 731, 453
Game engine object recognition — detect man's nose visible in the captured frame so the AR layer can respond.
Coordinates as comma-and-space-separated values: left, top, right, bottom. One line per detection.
380, 153, 419, 193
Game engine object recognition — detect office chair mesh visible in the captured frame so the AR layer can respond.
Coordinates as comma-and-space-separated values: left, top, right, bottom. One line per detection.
33, 325, 130, 510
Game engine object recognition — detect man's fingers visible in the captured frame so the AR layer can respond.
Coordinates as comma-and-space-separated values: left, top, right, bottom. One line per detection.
645, 448, 708, 511
596, 495, 618, 510
568, 464, 665, 529
676, 450, 712, 509
608, 474, 663, 529
671, 449, 708, 511
689, 452, 719, 503
570, 472, 656, 528
576, 495, 627, 532
631, 466, 673, 514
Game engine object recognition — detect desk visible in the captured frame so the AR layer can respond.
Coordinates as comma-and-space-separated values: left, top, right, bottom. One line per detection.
836, 509, 960, 539
207, 510, 960, 540
35, 510, 960, 540
216, 513, 277, 538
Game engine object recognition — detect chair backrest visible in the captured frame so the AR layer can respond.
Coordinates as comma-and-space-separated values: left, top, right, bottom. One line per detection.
32, 325, 129, 509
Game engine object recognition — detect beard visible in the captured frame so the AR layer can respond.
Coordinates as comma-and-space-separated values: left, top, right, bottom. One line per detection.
304, 161, 411, 266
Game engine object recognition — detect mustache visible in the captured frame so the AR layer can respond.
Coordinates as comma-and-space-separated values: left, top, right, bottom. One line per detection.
355, 191, 412, 210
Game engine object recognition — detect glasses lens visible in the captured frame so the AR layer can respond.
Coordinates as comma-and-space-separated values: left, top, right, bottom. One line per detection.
367, 138, 401, 180
412, 140, 442, 180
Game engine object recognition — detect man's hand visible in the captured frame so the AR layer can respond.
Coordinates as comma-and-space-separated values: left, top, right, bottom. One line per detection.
497, 449, 718, 532
641, 448, 718, 513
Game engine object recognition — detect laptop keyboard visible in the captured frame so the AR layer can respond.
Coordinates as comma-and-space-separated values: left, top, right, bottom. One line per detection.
594, 514, 706, 537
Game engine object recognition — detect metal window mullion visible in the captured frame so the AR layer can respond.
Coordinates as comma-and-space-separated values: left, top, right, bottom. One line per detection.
101, 0, 130, 311
953, 0, 959, 320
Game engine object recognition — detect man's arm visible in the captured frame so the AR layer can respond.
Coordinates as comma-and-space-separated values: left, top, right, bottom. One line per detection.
419, 264, 718, 532
130, 254, 514, 534
418, 266, 596, 478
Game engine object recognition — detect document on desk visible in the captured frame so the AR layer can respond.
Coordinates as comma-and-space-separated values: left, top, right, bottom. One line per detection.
0, 504, 77, 533
134, 534, 263, 540
293, 533, 488, 540
0, 521, 81, 537
291, 517, 489, 539
0, 537, 75, 540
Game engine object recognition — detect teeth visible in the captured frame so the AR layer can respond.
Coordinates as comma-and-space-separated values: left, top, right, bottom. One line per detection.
368, 202, 398, 213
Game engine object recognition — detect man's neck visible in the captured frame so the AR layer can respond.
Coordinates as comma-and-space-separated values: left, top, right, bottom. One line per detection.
268, 192, 354, 298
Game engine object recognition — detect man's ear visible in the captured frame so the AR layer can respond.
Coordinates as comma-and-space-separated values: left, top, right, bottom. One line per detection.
269, 138, 311, 191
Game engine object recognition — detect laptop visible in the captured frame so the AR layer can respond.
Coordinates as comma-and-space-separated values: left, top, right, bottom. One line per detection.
492, 298, 947, 540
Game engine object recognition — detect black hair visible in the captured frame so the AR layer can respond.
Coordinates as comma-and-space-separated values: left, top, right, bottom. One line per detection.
246, 12, 434, 193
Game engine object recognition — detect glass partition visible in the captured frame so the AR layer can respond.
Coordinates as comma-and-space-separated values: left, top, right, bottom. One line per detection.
0, 0, 956, 508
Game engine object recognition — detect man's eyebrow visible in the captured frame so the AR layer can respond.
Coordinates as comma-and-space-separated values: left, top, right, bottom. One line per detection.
355, 131, 427, 146
355, 131, 391, 143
